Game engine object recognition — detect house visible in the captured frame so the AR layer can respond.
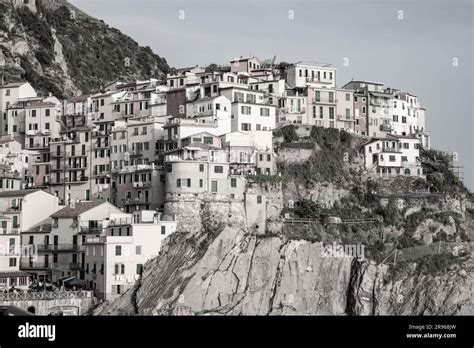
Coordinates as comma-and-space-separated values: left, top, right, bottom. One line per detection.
362, 135, 424, 178
45, 201, 123, 282
84, 210, 177, 300
164, 144, 230, 196
220, 87, 276, 133
0, 82, 37, 137
0, 189, 60, 287
286, 62, 336, 89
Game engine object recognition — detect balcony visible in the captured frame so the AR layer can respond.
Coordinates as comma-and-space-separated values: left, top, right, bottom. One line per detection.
108, 217, 133, 226
66, 152, 88, 158
68, 176, 89, 184
37, 244, 84, 252
305, 77, 333, 84
80, 226, 103, 234
311, 98, 337, 104
130, 150, 143, 157
66, 163, 87, 170
0, 228, 20, 235
381, 147, 402, 154
337, 114, 355, 122
285, 107, 306, 114
122, 198, 150, 206
380, 124, 394, 132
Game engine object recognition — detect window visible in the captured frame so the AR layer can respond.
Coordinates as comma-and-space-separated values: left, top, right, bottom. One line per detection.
260, 108, 270, 116
9, 258, 16, 267
136, 245, 142, 255
177, 179, 181, 188
315, 91, 321, 102
211, 181, 218, 193
115, 246, 122, 256
241, 123, 251, 131
345, 108, 350, 119
241, 106, 251, 115
203, 137, 213, 145
199, 179, 203, 188
31, 110, 36, 117
328, 92, 334, 103
214, 166, 223, 173
114, 264, 125, 274
231, 178, 237, 188
345, 93, 350, 101
136, 264, 144, 275
161, 226, 166, 235
329, 107, 335, 119
257, 195, 262, 204
389, 155, 396, 162
199, 164, 204, 172
393, 115, 399, 122
402, 116, 407, 124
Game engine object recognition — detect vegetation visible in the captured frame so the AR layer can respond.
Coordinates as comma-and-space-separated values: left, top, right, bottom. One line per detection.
422, 149, 468, 194
2, 4, 169, 97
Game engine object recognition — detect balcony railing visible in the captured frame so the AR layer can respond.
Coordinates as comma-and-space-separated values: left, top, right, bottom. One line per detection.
312, 98, 337, 104
108, 217, 133, 226
37, 244, 84, 252
0, 228, 20, 235
80, 226, 103, 234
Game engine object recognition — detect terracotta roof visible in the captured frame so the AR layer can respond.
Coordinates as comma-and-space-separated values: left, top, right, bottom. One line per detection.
50, 201, 106, 219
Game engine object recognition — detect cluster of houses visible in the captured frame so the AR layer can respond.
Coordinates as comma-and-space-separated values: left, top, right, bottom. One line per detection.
0, 56, 430, 300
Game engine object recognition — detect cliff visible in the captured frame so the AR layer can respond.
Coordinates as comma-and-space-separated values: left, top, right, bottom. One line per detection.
0, 0, 169, 97
96, 126, 473, 316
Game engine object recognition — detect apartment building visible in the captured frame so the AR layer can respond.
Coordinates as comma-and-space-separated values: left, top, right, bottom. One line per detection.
84, 210, 177, 300
165, 144, 230, 196
280, 90, 308, 124
353, 91, 368, 135
230, 56, 263, 75
220, 87, 276, 133
335, 89, 356, 133
0, 82, 37, 136
307, 87, 338, 128
49, 130, 92, 204
363, 135, 424, 178
45, 201, 123, 282
286, 62, 337, 89
0, 189, 59, 287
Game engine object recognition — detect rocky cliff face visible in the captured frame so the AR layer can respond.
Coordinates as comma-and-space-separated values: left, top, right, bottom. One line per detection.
95, 126, 473, 316
0, 0, 169, 97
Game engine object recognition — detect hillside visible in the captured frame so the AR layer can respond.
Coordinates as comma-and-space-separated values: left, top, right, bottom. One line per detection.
96, 126, 473, 316
0, 0, 169, 97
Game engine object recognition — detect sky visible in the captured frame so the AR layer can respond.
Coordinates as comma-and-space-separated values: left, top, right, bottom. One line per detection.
70, 0, 474, 190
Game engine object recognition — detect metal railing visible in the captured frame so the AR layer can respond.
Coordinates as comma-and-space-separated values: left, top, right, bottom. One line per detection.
0, 290, 93, 301
37, 244, 84, 252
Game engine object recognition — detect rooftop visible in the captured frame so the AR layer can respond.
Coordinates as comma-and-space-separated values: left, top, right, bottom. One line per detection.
51, 201, 105, 219
0, 189, 41, 198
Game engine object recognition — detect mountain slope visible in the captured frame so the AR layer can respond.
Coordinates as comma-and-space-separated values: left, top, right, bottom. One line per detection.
0, 0, 169, 97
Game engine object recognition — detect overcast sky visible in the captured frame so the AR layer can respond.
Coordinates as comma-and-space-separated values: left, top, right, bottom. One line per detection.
70, 0, 473, 190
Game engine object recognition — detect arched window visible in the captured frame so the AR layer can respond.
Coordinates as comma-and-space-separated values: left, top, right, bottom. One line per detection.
404, 168, 411, 175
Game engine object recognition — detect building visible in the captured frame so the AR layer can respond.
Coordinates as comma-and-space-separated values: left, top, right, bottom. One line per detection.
362, 134, 424, 178
0, 190, 60, 287
84, 210, 177, 300
45, 201, 123, 283
0, 82, 37, 136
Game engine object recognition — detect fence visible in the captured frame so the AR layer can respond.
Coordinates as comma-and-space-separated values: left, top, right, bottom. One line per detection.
0, 290, 93, 301
383, 242, 470, 265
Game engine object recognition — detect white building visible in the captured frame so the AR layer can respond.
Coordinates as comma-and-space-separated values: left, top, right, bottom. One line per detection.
286, 61, 337, 89
84, 210, 177, 300
363, 135, 424, 178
